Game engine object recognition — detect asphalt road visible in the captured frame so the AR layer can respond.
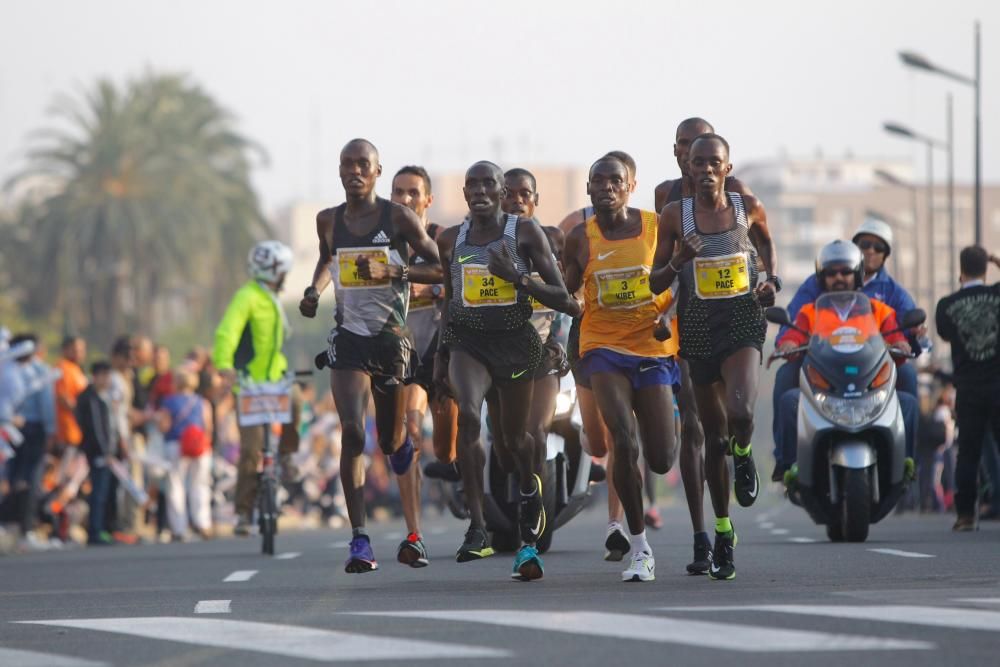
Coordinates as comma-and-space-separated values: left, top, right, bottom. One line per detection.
2, 486, 999, 667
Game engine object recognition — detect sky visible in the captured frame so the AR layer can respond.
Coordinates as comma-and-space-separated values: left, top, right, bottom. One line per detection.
1, 0, 995, 213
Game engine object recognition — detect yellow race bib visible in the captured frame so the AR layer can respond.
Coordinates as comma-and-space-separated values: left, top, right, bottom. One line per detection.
337, 247, 391, 289
594, 266, 653, 310
694, 253, 750, 299
461, 264, 516, 308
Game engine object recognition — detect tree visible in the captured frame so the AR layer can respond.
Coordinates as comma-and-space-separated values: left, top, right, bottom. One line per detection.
2, 72, 270, 349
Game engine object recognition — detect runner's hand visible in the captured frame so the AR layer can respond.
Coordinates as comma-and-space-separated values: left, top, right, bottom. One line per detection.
754, 280, 777, 307
487, 243, 519, 283
356, 255, 390, 281
299, 291, 319, 318
675, 233, 702, 265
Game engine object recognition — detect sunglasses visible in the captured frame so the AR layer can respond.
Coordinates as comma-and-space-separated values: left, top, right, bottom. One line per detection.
823, 267, 855, 278
857, 239, 888, 254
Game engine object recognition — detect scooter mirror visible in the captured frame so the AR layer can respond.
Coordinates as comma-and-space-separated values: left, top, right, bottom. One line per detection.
765, 307, 792, 327
899, 308, 926, 330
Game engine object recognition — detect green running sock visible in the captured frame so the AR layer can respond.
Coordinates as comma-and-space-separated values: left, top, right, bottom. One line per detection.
731, 438, 752, 457
715, 517, 733, 534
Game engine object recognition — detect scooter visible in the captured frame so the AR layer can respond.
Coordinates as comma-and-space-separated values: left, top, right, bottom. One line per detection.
766, 293, 925, 542
482, 373, 593, 553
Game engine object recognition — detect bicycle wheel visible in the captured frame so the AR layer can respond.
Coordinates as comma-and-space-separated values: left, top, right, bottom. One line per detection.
260, 477, 276, 555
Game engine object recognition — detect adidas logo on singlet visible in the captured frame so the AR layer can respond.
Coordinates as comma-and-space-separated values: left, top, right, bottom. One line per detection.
372, 230, 391, 245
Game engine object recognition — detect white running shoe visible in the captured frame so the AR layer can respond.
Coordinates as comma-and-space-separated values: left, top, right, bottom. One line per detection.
622, 550, 655, 582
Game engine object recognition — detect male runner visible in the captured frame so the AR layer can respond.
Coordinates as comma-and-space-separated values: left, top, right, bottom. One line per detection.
654, 117, 753, 573
435, 160, 578, 581
563, 154, 678, 582
299, 139, 442, 573
389, 165, 443, 568
652, 133, 778, 580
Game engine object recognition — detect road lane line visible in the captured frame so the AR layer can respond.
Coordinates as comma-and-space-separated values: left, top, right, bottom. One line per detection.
788, 537, 817, 543
868, 548, 935, 559
655, 605, 1000, 632
194, 600, 231, 614
770, 528, 789, 535
358, 610, 931, 652
0, 648, 108, 667
18, 618, 508, 661
223, 570, 258, 582
953, 598, 1000, 604
275, 552, 301, 560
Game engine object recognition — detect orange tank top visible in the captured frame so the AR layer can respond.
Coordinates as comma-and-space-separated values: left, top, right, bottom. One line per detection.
579, 210, 677, 358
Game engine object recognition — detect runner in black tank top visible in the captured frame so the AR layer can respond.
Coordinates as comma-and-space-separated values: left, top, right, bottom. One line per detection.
297, 139, 442, 575
436, 161, 579, 581
651, 133, 779, 582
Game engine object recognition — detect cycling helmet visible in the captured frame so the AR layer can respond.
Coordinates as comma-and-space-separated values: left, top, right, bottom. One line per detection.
816, 240, 864, 290
247, 240, 293, 283
852, 218, 893, 257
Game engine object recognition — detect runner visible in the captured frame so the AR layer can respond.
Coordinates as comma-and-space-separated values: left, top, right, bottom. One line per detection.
390, 165, 443, 568
562, 154, 678, 582
652, 133, 779, 581
298, 139, 442, 573
435, 160, 578, 581
654, 117, 753, 573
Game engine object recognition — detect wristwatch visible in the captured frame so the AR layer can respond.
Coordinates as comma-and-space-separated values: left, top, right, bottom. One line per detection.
765, 275, 783, 293
430, 284, 443, 298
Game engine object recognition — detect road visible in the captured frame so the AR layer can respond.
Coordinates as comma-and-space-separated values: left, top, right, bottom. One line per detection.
2, 487, 998, 666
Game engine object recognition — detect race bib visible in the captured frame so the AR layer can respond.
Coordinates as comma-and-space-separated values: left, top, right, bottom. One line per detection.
527, 272, 552, 312
337, 247, 391, 289
594, 266, 653, 310
462, 264, 516, 308
694, 253, 750, 299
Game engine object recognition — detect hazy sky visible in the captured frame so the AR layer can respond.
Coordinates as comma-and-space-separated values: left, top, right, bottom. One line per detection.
1, 0, 995, 212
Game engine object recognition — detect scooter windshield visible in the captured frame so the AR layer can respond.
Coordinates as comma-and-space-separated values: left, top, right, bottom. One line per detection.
810, 292, 878, 354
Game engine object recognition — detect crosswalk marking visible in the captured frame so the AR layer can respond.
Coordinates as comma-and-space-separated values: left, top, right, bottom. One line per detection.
223, 570, 257, 582
359, 610, 931, 652
18, 618, 508, 662
194, 600, 231, 614
0, 648, 107, 667
656, 605, 1000, 632
868, 548, 935, 559
275, 552, 301, 560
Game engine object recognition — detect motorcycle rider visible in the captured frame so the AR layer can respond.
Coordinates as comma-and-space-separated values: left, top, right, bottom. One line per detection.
772, 220, 921, 480
773, 240, 918, 477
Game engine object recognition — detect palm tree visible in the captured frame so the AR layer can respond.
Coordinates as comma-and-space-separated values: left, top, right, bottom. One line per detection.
3, 72, 269, 348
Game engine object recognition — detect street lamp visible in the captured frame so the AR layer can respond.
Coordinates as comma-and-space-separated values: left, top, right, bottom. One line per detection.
900, 20, 982, 245
873, 170, 921, 293
883, 121, 951, 307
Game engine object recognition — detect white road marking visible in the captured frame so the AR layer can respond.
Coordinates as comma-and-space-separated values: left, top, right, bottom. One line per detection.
330, 540, 351, 548
358, 610, 931, 652
656, 605, 1000, 632
788, 537, 817, 543
19, 618, 508, 662
760, 522, 775, 529
954, 598, 1000, 604
194, 600, 231, 614
223, 570, 258, 582
275, 552, 301, 560
868, 548, 935, 559
0, 648, 107, 667
770, 528, 789, 535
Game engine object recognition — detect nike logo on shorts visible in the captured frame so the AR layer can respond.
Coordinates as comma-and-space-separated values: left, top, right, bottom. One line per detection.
597, 250, 616, 261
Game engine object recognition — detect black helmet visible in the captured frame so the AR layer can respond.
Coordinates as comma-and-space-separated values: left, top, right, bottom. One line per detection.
815, 240, 864, 291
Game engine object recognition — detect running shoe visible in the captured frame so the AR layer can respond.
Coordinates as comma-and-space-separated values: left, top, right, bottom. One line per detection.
511, 544, 544, 581
952, 515, 976, 532
518, 474, 546, 544
345, 535, 379, 573
424, 460, 461, 482
732, 440, 759, 507
604, 523, 630, 562
686, 533, 713, 575
397, 532, 429, 568
388, 439, 414, 475
588, 463, 607, 483
456, 526, 494, 562
708, 529, 737, 581
622, 550, 655, 582
644, 506, 664, 530
234, 514, 253, 537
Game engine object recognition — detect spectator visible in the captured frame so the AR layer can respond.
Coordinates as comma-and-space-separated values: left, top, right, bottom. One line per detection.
158, 368, 213, 541
148, 345, 174, 410
54, 336, 88, 455
935, 246, 1000, 531
109, 337, 140, 544
75, 361, 115, 545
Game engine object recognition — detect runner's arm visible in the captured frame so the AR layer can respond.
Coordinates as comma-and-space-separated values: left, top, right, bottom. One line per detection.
500, 219, 580, 316
562, 224, 586, 295
300, 210, 335, 317
359, 205, 442, 284
745, 195, 777, 279
651, 202, 696, 294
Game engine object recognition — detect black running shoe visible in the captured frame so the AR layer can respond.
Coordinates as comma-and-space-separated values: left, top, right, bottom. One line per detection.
770, 463, 787, 483
456, 526, 495, 563
733, 444, 760, 507
518, 474, 546, 544
604, 525, 630, 562
424, 461, 461, 482
686, 534, 713, 575
588, 463, 607, 483
397, 532, 429, 568
708, 530, 736, 581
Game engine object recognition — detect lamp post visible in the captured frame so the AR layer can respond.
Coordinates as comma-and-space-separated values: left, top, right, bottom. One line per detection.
873, 169, 921, 292
884, 121, 949, 307
900, 20, 982, 245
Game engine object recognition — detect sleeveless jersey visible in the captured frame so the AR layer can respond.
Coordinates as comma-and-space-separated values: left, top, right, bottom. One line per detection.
328, 198, 410, 337
448, 214, 532, 331
579, 210, 676, 358
406, 223, 441, 357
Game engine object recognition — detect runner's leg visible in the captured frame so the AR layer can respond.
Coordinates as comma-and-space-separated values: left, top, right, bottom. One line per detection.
329, 369, 372, 529
449, 349, 493, 530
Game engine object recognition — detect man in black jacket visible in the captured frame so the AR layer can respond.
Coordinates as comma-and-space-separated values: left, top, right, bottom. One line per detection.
75, 361, 114, 545
935, 246, 1000, 531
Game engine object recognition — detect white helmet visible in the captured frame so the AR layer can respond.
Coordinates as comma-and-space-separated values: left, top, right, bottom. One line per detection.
852, 218, 894, 257
247, 240, 293, 283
